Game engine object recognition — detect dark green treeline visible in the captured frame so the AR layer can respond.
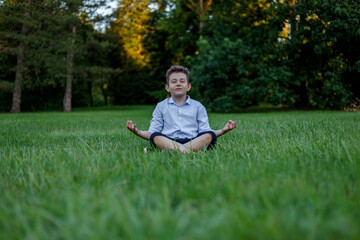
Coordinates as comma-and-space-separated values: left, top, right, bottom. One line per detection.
0, 0, 359, 112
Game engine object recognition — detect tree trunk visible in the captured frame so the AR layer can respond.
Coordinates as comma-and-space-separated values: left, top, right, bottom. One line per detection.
187, 0, 212, 40
10, 0, 31, 113
63, 24, 76, 112
10, 40, 25, 113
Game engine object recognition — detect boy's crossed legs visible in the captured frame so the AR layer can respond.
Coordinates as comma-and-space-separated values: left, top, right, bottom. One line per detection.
150, 131, 216, 153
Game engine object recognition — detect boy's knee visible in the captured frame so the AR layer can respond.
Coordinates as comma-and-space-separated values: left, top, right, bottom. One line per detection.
197, 131, 217, 150
150, 132, 163, 147
198, 131, 216, 141
153, 135, 163, 144
203, 133, 212, 144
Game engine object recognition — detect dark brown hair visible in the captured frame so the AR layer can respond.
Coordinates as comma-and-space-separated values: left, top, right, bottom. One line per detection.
166, 66, 190, 85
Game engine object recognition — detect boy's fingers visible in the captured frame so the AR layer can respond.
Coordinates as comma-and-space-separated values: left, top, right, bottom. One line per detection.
127, 121, 134, 131
223, 120, 237, 132
227, 120, 236, 130
127, 121, 135, 131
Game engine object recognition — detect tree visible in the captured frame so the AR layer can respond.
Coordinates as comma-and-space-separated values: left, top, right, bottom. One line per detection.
1, 0, 111, 112
60, 0, 113, 111
109, 0, 153, 67
283, 0, 360, 108
188, 0, 289, 111
189, 0, 359, 111
10, 0, 31, 113
0, 0, 32, 113
63, 2, 79, 112
107, 0, 161, 105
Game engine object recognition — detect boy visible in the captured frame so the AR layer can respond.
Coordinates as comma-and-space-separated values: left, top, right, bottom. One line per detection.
126, 66, 237, 153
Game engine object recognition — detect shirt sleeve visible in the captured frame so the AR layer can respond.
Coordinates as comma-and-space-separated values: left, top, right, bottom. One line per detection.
197, 104, 212, 133
148, 103, 164, 133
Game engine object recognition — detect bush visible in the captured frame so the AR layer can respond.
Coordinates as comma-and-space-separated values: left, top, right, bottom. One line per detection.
188, 0, 359, 111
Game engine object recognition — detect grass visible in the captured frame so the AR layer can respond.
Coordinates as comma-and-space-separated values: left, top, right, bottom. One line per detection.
0, 106, 359, 239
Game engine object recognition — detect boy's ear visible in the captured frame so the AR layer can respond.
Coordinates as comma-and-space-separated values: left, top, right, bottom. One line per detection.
187, 83, 192, 92
165, 84, 170, 92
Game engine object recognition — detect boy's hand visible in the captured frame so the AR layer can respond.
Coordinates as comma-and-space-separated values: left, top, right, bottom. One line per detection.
222, 120, 237, 134
126, 120, 152, 141
126, 120, 141, 136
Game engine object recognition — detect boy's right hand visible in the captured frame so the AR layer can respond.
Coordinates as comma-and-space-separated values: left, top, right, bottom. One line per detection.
126, 120, 140, 136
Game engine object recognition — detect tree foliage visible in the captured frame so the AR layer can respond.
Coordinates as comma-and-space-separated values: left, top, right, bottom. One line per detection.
189, 0, 359, 111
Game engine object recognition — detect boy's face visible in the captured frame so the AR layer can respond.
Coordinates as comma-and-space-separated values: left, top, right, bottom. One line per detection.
165, 72, 191, 98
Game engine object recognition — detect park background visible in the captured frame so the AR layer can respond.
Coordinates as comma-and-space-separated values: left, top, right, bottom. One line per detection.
0, 0, 359, 113
1, 1, 360, 239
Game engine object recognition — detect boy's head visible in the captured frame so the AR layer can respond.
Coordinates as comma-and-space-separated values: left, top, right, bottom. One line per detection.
165, 66, 191, 98
166, 66, 190, 85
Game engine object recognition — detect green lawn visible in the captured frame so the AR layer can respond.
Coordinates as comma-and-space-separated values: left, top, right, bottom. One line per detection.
1, 106, 359, 239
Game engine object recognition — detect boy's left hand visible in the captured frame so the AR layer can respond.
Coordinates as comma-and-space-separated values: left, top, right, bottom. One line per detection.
222, 120, 237, 134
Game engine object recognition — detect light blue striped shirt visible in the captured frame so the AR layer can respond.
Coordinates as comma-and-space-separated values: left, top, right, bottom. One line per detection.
148, 96, 212, 139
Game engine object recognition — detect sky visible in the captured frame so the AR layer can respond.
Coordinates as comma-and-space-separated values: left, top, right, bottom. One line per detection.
94, 0, 118, 32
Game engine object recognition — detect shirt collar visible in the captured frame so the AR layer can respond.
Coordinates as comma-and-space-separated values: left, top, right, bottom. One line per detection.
168, 96, 191, 106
